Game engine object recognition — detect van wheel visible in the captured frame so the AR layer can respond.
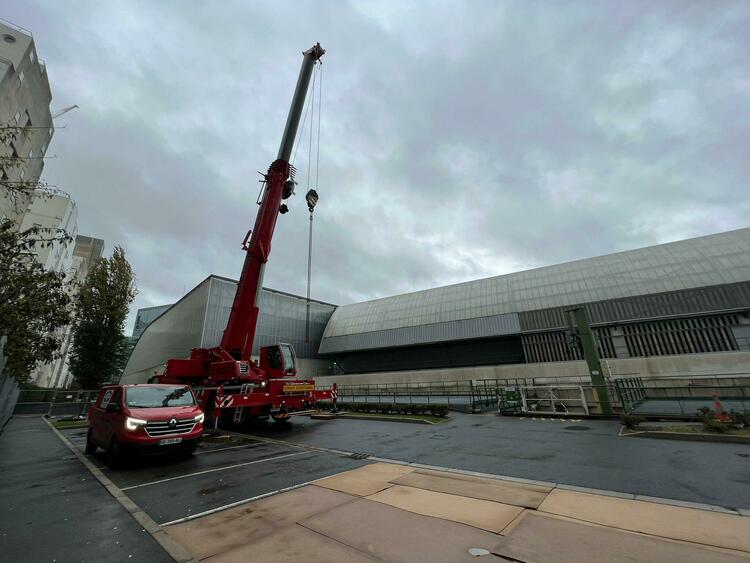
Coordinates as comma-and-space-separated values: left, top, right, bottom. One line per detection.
106, 439, 122, 468
85, 429, 97, 454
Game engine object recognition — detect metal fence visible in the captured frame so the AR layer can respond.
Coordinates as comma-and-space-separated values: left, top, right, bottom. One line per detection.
14, 389, 98, 418
332, 374, 750, 419
332, 379, 500, 412
614, 377, 750, 418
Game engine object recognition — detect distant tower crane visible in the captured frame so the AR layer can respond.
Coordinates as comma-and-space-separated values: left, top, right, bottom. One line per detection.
51, 105, 79, 119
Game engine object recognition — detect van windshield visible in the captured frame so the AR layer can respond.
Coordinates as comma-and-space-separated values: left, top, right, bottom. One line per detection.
125, 386, 195, 408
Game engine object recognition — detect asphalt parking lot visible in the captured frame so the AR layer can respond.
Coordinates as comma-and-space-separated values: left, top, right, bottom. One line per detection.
62, 426, 368, 525
63, 409, 750, 523
244, 412, 750, 510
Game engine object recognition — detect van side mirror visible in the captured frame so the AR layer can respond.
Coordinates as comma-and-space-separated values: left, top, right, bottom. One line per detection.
106, 403, 120, 413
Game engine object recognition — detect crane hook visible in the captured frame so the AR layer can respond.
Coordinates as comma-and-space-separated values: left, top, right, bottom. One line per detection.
305, 189, 318, 213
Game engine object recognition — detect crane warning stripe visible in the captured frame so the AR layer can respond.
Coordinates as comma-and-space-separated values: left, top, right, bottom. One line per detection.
215, 395, 234, 409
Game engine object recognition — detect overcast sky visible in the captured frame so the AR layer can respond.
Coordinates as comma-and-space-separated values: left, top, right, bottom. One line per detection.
6, 1, 750, 332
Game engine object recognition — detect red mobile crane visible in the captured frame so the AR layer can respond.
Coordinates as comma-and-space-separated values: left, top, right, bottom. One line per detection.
156, 43, 333, 424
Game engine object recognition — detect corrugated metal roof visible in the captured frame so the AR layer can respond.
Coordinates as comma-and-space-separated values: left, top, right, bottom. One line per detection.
320, 227, 750, 353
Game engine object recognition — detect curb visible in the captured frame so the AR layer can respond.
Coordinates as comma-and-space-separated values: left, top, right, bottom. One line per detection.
619, 425, 750, 444
367, 455, 748, 516
336, 413, 446, 425
235, 430, 750, 517
43, 417, 199, 563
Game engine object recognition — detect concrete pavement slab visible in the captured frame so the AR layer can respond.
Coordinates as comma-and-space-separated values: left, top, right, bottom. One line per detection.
314, 461, 414, 496
203, 524, 378, 563
493, 511, 750, 563
538, 489, 750, 553
299, 496, 500, 563
393, 468, 551, 508
166, 486, 357, 560
367, 484, 524, 533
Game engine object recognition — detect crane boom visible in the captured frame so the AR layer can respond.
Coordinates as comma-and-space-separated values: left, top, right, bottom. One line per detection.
159, 43, 332, 426
221, 43, 325, 361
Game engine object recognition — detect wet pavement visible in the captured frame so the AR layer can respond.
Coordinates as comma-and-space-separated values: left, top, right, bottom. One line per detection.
244, 411, 750, 510
62, 425, 368, 525
0, 416, 173, 562
5, 411, 749, 562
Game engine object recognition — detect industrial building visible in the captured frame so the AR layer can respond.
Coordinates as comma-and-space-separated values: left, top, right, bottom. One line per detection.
320, 227, 750, 375
132, 304, 172, 339
123, 228, 750, 384
121, 275, 336, 383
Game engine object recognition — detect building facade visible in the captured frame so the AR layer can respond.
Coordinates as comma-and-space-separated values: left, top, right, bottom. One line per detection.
121, 276, 337, 383
0, 20, 54, 225
28, 232, 105, 388
132, 305, 172, 339
320, 228, 750, 375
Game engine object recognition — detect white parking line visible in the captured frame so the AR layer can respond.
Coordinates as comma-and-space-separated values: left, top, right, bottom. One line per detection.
160, 478, 323, 526
120, 451, 308, 491
195, 442, 268, 455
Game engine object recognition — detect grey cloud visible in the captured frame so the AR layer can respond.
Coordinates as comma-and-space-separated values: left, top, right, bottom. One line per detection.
5, 0, 750, 331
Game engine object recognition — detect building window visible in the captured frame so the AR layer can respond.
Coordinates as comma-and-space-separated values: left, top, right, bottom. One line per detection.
14, 111, 21, 124
48, 127, 53, 137
18, 70, 25, 84
28, 149, 34, 159
19, 169, 25, 180
29, 50, 36, 64
2, 34, 15, 44
41, 143, 46, 155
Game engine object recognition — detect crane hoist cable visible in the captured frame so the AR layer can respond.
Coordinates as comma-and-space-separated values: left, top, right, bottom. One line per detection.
305, 61, 322, 342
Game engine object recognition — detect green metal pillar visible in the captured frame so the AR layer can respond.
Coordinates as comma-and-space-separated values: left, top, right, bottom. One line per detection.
567, 307, 613, 415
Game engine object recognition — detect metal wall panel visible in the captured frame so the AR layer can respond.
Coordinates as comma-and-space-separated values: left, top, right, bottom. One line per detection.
322, 228, 750, 354
519, 281, 750, 331
318, 312, 520, 354
123, 276, 336, 382
201, 277, 336, 358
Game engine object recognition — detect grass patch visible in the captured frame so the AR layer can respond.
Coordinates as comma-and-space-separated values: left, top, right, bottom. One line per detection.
339, 411, 448, 424
52, 419, 89, 429
647, 425, 750, 436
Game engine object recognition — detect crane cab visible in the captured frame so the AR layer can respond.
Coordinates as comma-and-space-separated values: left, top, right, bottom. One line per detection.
260, 343, 297, 379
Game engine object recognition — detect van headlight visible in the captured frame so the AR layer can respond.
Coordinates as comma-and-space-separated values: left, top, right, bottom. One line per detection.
125, 417, 147, 431
194, 413, 205, 423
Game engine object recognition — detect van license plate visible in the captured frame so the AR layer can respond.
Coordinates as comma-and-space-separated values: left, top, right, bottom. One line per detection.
159, 437, 182, 446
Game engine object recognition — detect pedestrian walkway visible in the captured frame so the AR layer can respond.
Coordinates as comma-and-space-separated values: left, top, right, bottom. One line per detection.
166, 461, 750, 562
0, 416, 174, 562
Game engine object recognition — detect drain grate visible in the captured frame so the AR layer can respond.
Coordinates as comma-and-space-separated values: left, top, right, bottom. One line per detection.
563, 426, 590, 431
348, 452, 370, 459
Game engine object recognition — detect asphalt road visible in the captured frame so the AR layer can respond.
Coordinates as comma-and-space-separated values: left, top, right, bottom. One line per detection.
245, 411, 750, 510
0, 416, 173, 563
63, 426, 368, 525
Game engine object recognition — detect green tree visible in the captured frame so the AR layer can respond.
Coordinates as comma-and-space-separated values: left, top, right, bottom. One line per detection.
0, 219, 72, 382
69, 246, 137, 388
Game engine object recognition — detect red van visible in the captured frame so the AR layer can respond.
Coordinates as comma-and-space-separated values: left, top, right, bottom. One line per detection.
86, 383, 204, 466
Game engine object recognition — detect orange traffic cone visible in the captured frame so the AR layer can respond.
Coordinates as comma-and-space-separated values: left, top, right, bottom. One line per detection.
713, 395, 732, 423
